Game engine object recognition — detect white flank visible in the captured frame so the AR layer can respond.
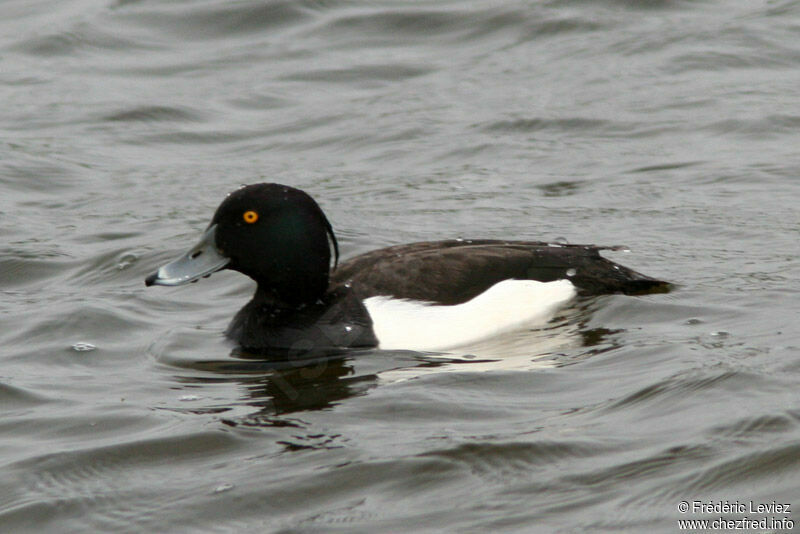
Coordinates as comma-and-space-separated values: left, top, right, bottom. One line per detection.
363, 279, 577, 351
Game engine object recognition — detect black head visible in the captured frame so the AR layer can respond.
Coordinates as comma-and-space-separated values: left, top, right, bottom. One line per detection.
209, 183, 339, 304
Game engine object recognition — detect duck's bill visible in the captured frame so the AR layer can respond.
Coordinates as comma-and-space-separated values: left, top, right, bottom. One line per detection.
145, 225, 230, 287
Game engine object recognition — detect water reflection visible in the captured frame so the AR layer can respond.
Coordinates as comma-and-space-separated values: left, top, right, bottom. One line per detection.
162, 352, 378, 416
149, 299, 624, 424
237, 357, 374, 415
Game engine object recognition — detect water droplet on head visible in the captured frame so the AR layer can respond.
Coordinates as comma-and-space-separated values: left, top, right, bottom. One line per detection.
72, 342, 96, 352
566, 268, 576, 277
345, 325, 353, 332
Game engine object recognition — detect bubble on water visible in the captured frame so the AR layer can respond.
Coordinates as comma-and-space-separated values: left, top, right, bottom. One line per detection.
554, 236, 569, 245
213, 483, 234, 494
72, 342, 96, 352
684, 318, 703, 326
710, 331, 730, 338
179, 394, 201, 402
116, 253, 138, 270
566, 268, 576, 277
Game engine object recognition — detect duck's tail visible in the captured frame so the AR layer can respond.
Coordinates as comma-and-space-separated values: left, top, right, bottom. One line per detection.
572, 249, 672, 296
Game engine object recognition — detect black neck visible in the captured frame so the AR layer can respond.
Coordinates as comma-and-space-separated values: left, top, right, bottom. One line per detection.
225, 284, 378, 354
251, 274, 328, 309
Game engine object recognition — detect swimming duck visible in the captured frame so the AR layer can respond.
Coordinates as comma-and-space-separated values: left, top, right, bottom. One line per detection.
145, 183, 669, 356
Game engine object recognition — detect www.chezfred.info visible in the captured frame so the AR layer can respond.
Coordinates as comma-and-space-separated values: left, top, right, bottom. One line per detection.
677, 500, 793, 531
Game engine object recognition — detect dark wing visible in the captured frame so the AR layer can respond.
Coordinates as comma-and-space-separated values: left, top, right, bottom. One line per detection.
330, 239, 670, 305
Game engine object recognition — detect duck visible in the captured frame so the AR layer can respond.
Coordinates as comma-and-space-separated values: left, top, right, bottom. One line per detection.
145, 183, 669, 357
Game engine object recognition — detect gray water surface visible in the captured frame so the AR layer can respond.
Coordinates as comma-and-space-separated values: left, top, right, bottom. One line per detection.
2, 0, 800, 532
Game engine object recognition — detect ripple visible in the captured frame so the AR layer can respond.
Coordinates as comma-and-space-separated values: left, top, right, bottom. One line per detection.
627, 161, 704, 174
709, 413, 798, 441
2, 300, 153, 357
670, 48, 800, 73
321, 6, 602, 49
482, 117, 613, 133
0, 382, 53, 408
563, 443, 714, 488
102, 105, 206, 123
536, 180, 586, 197
0, 431, 242, 532
420, 441, 611, 483
115, 0, 313, 41
605, 370, 753, 411
324, 8, 505, 45
0, 257, 73, 288
281, 64, 433, 85
135, 130, 258, 146
681, 443, 800, 493
13, 22, 159, 57
703, 115, 800, 138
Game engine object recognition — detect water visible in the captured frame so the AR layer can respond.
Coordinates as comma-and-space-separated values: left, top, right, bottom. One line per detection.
2, 0, 800, 532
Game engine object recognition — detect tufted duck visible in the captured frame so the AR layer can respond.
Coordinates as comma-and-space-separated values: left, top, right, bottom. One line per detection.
145, 183, 669, 356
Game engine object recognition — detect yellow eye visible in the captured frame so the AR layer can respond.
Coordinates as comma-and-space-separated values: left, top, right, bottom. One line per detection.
243, 210, 258, 224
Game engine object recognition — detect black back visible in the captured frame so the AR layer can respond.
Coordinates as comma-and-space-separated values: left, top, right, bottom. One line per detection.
331, 239, 670, 304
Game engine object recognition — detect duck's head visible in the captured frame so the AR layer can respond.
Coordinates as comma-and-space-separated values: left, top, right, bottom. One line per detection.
145, 183, 339, 305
